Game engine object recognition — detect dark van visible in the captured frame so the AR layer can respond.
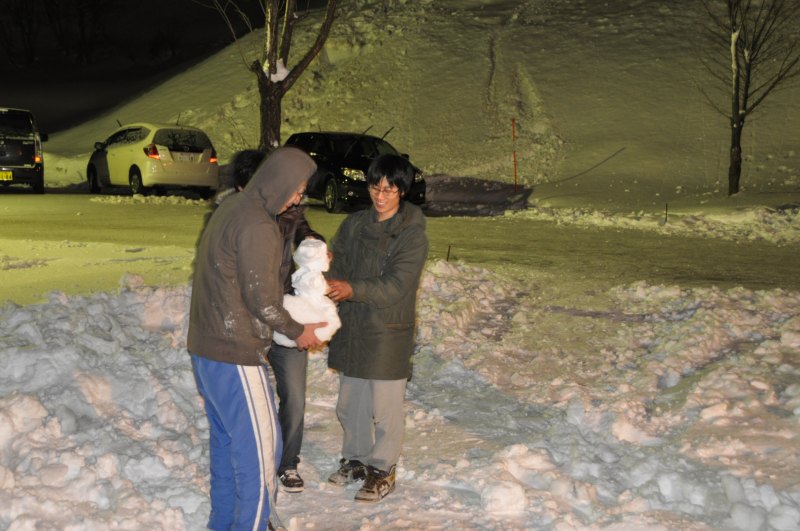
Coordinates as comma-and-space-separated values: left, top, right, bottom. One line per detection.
0, 108, 48, 194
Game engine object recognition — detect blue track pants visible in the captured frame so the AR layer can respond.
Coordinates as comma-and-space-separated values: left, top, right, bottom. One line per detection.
191, 354, 282, 531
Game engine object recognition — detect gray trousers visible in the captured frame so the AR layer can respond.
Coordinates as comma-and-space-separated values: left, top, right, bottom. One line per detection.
336, 374, 407, 472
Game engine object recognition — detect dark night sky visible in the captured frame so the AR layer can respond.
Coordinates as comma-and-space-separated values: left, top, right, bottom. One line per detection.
0, 1, 247, 134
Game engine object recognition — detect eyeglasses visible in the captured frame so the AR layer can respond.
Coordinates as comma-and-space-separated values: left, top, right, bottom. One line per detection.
368, 185, 399, 196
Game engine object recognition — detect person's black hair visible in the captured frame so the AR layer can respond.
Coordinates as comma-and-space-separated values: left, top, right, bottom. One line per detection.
366, 153, 414, 197
232, 149, 267, 189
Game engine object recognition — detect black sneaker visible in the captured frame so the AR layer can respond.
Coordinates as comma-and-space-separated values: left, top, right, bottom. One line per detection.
354, 465, 396, 503
327, 458, 368, 486
279, 469, 304, 493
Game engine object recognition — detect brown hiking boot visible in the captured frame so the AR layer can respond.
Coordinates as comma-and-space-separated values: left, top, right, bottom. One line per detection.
327, 458, 368, 486
354, 465, 396, 503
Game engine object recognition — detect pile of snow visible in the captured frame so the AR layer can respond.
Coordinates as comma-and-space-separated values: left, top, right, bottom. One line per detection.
0, 276, 205, 529
517, 202, 800, 245
1, 263, 798, 529
88, 195, 210, 206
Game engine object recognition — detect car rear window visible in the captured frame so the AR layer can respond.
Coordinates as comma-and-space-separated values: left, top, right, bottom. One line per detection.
0, 109, 35, 137
153, 129, 213, 153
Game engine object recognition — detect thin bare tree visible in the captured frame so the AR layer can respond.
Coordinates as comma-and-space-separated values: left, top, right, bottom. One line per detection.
0, 0, 42, 66
41, 0, 116, 64
699, 0, 800, 195
195, 0, 337, 150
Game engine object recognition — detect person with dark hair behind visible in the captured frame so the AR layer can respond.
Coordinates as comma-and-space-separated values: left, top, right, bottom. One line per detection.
324, 153, 429, 503
208, 148, 326, 494
197, 149, 268, 235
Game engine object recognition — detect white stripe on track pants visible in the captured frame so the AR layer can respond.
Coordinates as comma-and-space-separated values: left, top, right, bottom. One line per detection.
191, 354, 283, 531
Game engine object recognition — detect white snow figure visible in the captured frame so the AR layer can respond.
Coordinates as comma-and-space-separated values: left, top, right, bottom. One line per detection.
272, 238, 341, 348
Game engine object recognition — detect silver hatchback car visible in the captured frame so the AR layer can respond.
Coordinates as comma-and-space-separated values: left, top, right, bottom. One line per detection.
87, 122, 219, 198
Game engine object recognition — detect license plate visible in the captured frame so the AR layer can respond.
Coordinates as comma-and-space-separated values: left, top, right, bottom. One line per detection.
174, 152, 198, 163
0, 170, 12, 181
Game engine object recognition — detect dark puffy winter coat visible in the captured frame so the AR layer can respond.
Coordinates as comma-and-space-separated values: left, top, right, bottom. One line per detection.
326, 202, 428, 380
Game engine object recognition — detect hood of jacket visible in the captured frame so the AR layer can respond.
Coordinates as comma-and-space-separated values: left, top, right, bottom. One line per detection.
242, 146, 317, 216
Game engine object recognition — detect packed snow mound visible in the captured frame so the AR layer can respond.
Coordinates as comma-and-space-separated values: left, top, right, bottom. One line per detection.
517, 202, 800, 245
1, 262, 798, 529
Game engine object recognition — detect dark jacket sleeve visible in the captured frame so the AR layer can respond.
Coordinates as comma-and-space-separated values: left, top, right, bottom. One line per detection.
237, 218, 304, 340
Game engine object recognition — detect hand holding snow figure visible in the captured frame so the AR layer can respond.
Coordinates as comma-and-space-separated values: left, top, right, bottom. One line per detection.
273, 238, 341, 348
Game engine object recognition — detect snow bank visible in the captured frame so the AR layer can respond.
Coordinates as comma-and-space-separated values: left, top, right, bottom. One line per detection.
1, 263, 798, 529
517, 203, 800, 245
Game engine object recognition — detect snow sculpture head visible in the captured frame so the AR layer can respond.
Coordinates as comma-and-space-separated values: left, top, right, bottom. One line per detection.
290, 239, 329, 296
272, 238, 341, 348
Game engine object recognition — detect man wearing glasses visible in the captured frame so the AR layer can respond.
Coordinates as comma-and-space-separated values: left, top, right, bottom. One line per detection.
325, 153, 429, 502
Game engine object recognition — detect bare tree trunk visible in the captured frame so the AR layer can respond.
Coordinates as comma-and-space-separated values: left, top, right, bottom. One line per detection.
253, 63, 284, 150
260, 87, 283, 150
702, 0, 800, 196
258, 0, 337, 149
728, 119, 743, 195
728, 23, 742, 196
202, 0, 337, 150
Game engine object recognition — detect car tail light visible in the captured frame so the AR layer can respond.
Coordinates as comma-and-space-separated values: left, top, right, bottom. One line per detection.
34, 136, 43, 163
209, 148, 218, 164
143, 143, 161, 160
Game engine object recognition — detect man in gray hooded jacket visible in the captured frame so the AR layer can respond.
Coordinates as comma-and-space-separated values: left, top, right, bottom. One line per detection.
188, 146, 326, 531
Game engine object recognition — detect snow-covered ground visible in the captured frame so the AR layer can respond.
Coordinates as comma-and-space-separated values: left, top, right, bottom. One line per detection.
1, 0, 799, 529
2, 264, 799, 529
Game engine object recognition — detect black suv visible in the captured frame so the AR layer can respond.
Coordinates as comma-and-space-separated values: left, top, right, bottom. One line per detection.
284, 131, 425, 212
0, 108, 48, 194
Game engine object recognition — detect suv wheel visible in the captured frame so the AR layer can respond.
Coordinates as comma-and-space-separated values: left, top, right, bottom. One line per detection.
324, 178, 343, 213
32, 177, 45, 194
130, 168, 149, 196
